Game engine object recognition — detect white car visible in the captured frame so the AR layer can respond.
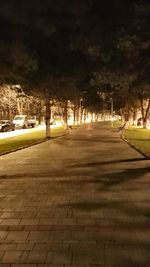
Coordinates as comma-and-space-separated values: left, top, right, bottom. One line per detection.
12, 115, 28, 129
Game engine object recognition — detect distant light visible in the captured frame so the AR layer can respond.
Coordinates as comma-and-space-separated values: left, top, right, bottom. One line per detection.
86, 118, 91, 123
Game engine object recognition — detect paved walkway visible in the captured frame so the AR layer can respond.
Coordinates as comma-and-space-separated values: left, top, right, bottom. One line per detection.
0, 122, 149, 266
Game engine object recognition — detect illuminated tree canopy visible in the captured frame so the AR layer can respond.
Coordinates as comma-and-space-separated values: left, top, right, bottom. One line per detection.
0, 0, 149, 128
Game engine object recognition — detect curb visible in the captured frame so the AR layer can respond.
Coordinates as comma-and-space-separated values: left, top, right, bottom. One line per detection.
0, 132, 69, 157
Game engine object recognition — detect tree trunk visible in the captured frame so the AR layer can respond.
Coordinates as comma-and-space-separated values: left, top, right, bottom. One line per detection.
17, 98, 21, 114
45, 91, 51, 139
140, 98, 145, 127
8, 107, 12, 120
144, 99, 150, 128
120, 108, 125, 123
80, 100, 83, 124
133, 109, 137, 125
143, 119, 147, 129
140, 97, 150, 129
80, 108, 83, 124
125, 103, 130, 122
63, 100, 68, 130
77, 99, 80, 125
73, 104, 76, 125
84, 108, 87, 123
38, 100, 42, 125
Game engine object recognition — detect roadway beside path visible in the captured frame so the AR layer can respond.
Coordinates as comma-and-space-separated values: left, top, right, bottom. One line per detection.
0, 122, 149, 266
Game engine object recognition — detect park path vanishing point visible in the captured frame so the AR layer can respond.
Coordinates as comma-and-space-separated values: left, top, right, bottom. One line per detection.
0, 122, 150, 266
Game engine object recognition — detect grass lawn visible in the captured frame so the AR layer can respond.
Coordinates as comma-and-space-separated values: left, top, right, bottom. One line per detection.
124, 126, 150, 158
0, 126, 68, 155
110, 120, 150, 158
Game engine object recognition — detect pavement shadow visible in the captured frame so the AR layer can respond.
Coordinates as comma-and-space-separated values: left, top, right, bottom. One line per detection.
52, 165, 150, 192
68, 134, 121, 141
0, 172, 69, 179
70, 157, 148, 168
98, 165, 150, 189
68, 137, 122, 144
65, 199, 150, 225
0, 162, 149, 184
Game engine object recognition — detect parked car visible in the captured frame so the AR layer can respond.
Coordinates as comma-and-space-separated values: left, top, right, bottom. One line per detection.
0, 120, 15, 132
12, 115, 28, 129
12, 115, 37, 129
27, 115, 37, 128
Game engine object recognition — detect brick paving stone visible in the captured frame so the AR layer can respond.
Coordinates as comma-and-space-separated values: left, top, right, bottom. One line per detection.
33, 244, 53, 251
72, 245, 104, 265
22, 226, 39, 231
72, 231, 115, 243
114, 229, 139, 245
136, 231, 150, 244
0, 220, 21, 226
67, 210, 73, 218
105, 245, 150, 267
12, 265, 36, 267
76, 218, 96, 225
38, 219, 58, 226
0, 264, 11, 267
16, 243, 35, 251
49, 231, 72, 241
5, 232, 29, 242
0, 123, 150, 266
0, 213, 15, 219
38, 265, 63, 267
34, 243, 69, 251
35, 212, 53, 218
21, 212, 36, 219
130, 247, 150, 266
1, 251, 23, 263
23, 251, 48, 264
51, 251, 72, 264
56, 219, 76, 226
37, 226, 53, 231
20, 220, 39, 226
45, 253, 53, 264
53, 213, 68, 219
1, 212, 36, 219
1, 209, 15, 213
7, 226, 24, 231
66, 266, 90, 267
0, 253, 5, 261
72, 241, 97, 249
37, 209, 67, 217
15, 208, 37, 213
53, 226, 68, 231
0, 244, 17, 251
27, 231, 51, 241
0, 232, 8, 241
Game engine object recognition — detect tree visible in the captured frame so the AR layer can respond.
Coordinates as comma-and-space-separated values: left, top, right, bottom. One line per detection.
0, 85, 17, 119
0, 0, 149, 131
